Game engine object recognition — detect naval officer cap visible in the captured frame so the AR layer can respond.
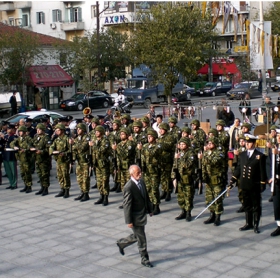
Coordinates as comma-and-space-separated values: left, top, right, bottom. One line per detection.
244, 134, 258, 142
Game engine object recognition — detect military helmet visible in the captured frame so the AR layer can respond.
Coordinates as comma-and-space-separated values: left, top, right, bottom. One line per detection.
36, 123, 45, 130
141, 116, 150, 123
132, 120, 143, 128
208, 128, 218, 137
91, 117, 100, 125
206, 136, 218, 146
18, 125, 27, 132
76, 123, 87, 132
270, 125, 279, 131
113, 119, 121, 127
238, 134, 246, 140
241, 123, 251, 131
121, 114, 131, 120
55, 124, 66, 130
158, 123, 169, 131
120, 127, 130, 135
179, 137, 191, 146
147, 129, 158, 139
191, 119, 200, 127
95, 125, 105, 134
216, 120, 226, 127
181, 127, 191, 134
168, 116, 177, 124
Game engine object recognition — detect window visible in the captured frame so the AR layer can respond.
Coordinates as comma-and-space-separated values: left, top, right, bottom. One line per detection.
37, 12, 45, 24
22, 14, 28, 26
70, 7, 82, 22
9, 17, 14, 25
225, 20, 232, 33
52, 9, 62, 22
91, 5, 97, 18
226, 41, 233, 49
59, 53, 67, 66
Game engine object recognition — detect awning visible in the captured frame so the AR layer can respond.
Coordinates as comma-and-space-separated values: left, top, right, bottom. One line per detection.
26, 65, 74, 87
197, 63, 240, 75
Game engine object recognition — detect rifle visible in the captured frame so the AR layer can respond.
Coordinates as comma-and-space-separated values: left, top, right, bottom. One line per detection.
88, 136, 93, 177
172, 143, 181, 194
112, 142, 119, 182
196, 151, 203, 195
136, 142, 142, 169
69, 138, 74, 174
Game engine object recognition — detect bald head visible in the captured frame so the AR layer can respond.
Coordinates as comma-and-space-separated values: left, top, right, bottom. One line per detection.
129, 165, 142, 181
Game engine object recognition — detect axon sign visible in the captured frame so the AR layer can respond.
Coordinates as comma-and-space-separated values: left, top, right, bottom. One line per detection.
104, 14, 126, 24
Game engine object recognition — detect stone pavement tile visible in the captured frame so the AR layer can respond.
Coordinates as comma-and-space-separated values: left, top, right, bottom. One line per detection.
58, 269, 90, 278
244, 259, 271, 270
207, 261, 235, 273
0, 261, 16, 275
34, 239, 60, 249
94, 267, 138, 278
63, 248, 90, 259
153, 270, 183, 278
30, 249, 58, 260
95, 256, 123, 267
189, 267, 220, 278
75, 263, 111, 275
1, 240, 27, 251
165, 262, 197, 277
0, 250, 20, 262
21, 236, 45, 245
218, 265, 259, 278
253, 270, 280, 278
235, 248, 263, 258
1, 265, 34, 277
48, 254, 69, 265
125, 265, 163, 278
32, 263, 75, 277
50, 244, 75, 254
256, 251, 280, 263
69, 230, 91, 238
111, 260, 142, 272
222, 255, 250, 266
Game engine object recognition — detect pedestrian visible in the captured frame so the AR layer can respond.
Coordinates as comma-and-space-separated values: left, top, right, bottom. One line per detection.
239, 93, 252, 122
229, 134, 267, 233
34, 88, 42, 110
9, 91, 17, 116
116, 165, 153, 268
217, 106, 235, 127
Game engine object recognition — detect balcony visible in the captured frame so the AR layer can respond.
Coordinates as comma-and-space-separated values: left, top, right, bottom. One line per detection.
0, 2, 15, 11
60, 21, 84, 31
14, 1, 32, 9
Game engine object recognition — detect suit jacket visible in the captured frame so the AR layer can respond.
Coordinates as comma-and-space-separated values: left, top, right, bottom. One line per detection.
233, 149, 267, 191
123, 178, 153, 226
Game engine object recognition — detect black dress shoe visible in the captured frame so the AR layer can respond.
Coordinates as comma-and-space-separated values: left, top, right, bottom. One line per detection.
268, 196, 273, 202
271, 226, 280, 237
11, 186, 17, 190
116, 242, 124, 255
141, 260, 153, 268
6, 186, 12, 189
118, 205, 123, 209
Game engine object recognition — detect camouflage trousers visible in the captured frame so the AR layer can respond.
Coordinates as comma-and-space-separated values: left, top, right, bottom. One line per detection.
76, 162, 90, 193
159, 163, 172, 192
56, 161, 71, 190
205, 183, 224, 214
177, 182, 195, 211
95, 164, 110, 195
143, 172, 160, 205
36, 159, 50, 188
120, 168, 130, 191
19, 160, 32, 187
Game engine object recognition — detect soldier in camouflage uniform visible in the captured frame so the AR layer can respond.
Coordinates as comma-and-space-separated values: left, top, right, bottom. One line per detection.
138, 129, 162, 215
199, 136, 226, 226
190, 119, 206, 150
121, 114, 133, 134
70, 123, 91, 202
168, 116, 181, 142
31, 123, 51, 196
173, 137, 198, 222
91, 125, 111, 206
10, 126, 33, 193
181, 126, 192, 139
129, 120, 147, 145
49, 124, 71, 198
141, 116, 151, 136
112, 127, 136, 208
157, 122, 176, 201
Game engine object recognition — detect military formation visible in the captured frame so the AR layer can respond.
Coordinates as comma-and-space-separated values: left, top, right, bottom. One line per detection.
1, 109, 280, 237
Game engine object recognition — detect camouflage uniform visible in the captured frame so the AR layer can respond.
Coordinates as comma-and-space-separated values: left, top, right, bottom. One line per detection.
202, 137, 226, 226
92, 126, 111, 206
32, 123, 51, 196
191, 119, 206, 150
168, 117, 182, 142
49, 124, 71, 198
157, 123, 176, 201
72, 123, 91, 201
10, 126, 33, 192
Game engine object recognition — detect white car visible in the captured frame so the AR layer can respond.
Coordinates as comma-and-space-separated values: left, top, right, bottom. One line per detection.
4, 110, 64, 125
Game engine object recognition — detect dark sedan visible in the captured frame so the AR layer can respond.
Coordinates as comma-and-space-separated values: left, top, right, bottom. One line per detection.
226, 81, 260, 100
59, 91, 113, 111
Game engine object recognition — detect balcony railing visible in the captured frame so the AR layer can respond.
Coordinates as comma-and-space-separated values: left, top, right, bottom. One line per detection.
60, 21, 84, 31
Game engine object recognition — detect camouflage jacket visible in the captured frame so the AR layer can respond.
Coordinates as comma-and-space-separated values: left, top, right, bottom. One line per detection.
116, 139, 136, 170
49, 134, 71, 163
92, 136, 111, 168
141, 142, 162, 172
217, 131, 230, 153
191, 128, 206, 149
10, 135, 33, 162
157, 132, 176, 164
31, 133, 51, 163
131, 132, 147, 145
176, 148, 197, 176
107, 130, 121, 145
169, 126, 182, 142
72, 134, 90, 165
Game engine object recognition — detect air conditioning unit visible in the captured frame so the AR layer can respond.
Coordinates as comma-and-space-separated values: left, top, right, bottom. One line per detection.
50, 23, 56, 29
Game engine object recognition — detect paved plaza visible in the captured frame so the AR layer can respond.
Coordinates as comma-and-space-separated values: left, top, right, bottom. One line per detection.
0, 162, 280, 278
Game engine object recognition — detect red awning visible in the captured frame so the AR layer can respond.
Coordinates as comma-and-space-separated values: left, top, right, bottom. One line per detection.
197, 63, 240, 75
27, 65, 74, 87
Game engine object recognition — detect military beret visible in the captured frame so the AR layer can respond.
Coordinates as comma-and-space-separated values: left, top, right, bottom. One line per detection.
113, 119, 121, 126
120, 127, 130, 135
91, 117, 100, 125
168, 116, 177, 124
36, 123, 46, 130
206, 136, 218, 146
179, 137, 191, 146
76, 123, 87, 132
132, 120, 143, 128
141, 116, 150, 123
181, 127, 191, 134
95, 125, 105, 134
158, 123, 169, 131
18, 125, 27, 132
55, 124, 66, 130
191, 119, 200, 127
216, 120, 226, 127
241, 123, 251, 130
147, 129, 158, 138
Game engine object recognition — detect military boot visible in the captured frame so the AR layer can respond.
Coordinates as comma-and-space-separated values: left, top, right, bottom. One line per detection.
94, 195, 104, 204
81, 193, 90, 202
35, 187, 44, 195
115, 183, 122, 193
63, 189, 70, 198
175, 209, 186, 220
153, 205, 160, 215
236, 205, 245, 213
253, 213, 260, 234
74, 192, 84, 201
239, 212, 253, 231
186, 211, 192, 222
103, 195, 109, 206
110, 182, 118, 192
204, 212, 216, 224
55, 189, 65, 197
214, 214, 221, 226
271, 226, 280, 237
41, 187, 49, 196
91, 183, 97, 189
160, 191, 167, 200
20, 186, 28, 192
165, 191, 171, 201
25, 186, 32, 193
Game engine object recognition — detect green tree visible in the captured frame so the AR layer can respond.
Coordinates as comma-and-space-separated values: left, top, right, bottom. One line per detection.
126, 2, 218, 103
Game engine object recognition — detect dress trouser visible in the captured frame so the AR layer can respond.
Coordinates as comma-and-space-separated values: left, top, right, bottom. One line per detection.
117, 225, 149, 259
273, 183, 280, 221
3, 160, 17, 187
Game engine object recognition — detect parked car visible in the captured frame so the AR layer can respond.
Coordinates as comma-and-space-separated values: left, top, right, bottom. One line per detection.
226, 81, 260, 100
183, 85, 196, 99
5, 110, 64, 125
271, 82, 280, 92
172, 92, 192, 105
59, 90, 113, 111
198, 81, 232, 97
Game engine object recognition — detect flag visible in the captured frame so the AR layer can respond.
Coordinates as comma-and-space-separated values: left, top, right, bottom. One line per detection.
233, 7, 238, 42
222, 1, 231, 34
212, 1, 220, 26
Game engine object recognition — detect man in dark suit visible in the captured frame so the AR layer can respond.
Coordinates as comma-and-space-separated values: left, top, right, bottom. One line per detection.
229, 134, 267, 234
116, 165, 154, 268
